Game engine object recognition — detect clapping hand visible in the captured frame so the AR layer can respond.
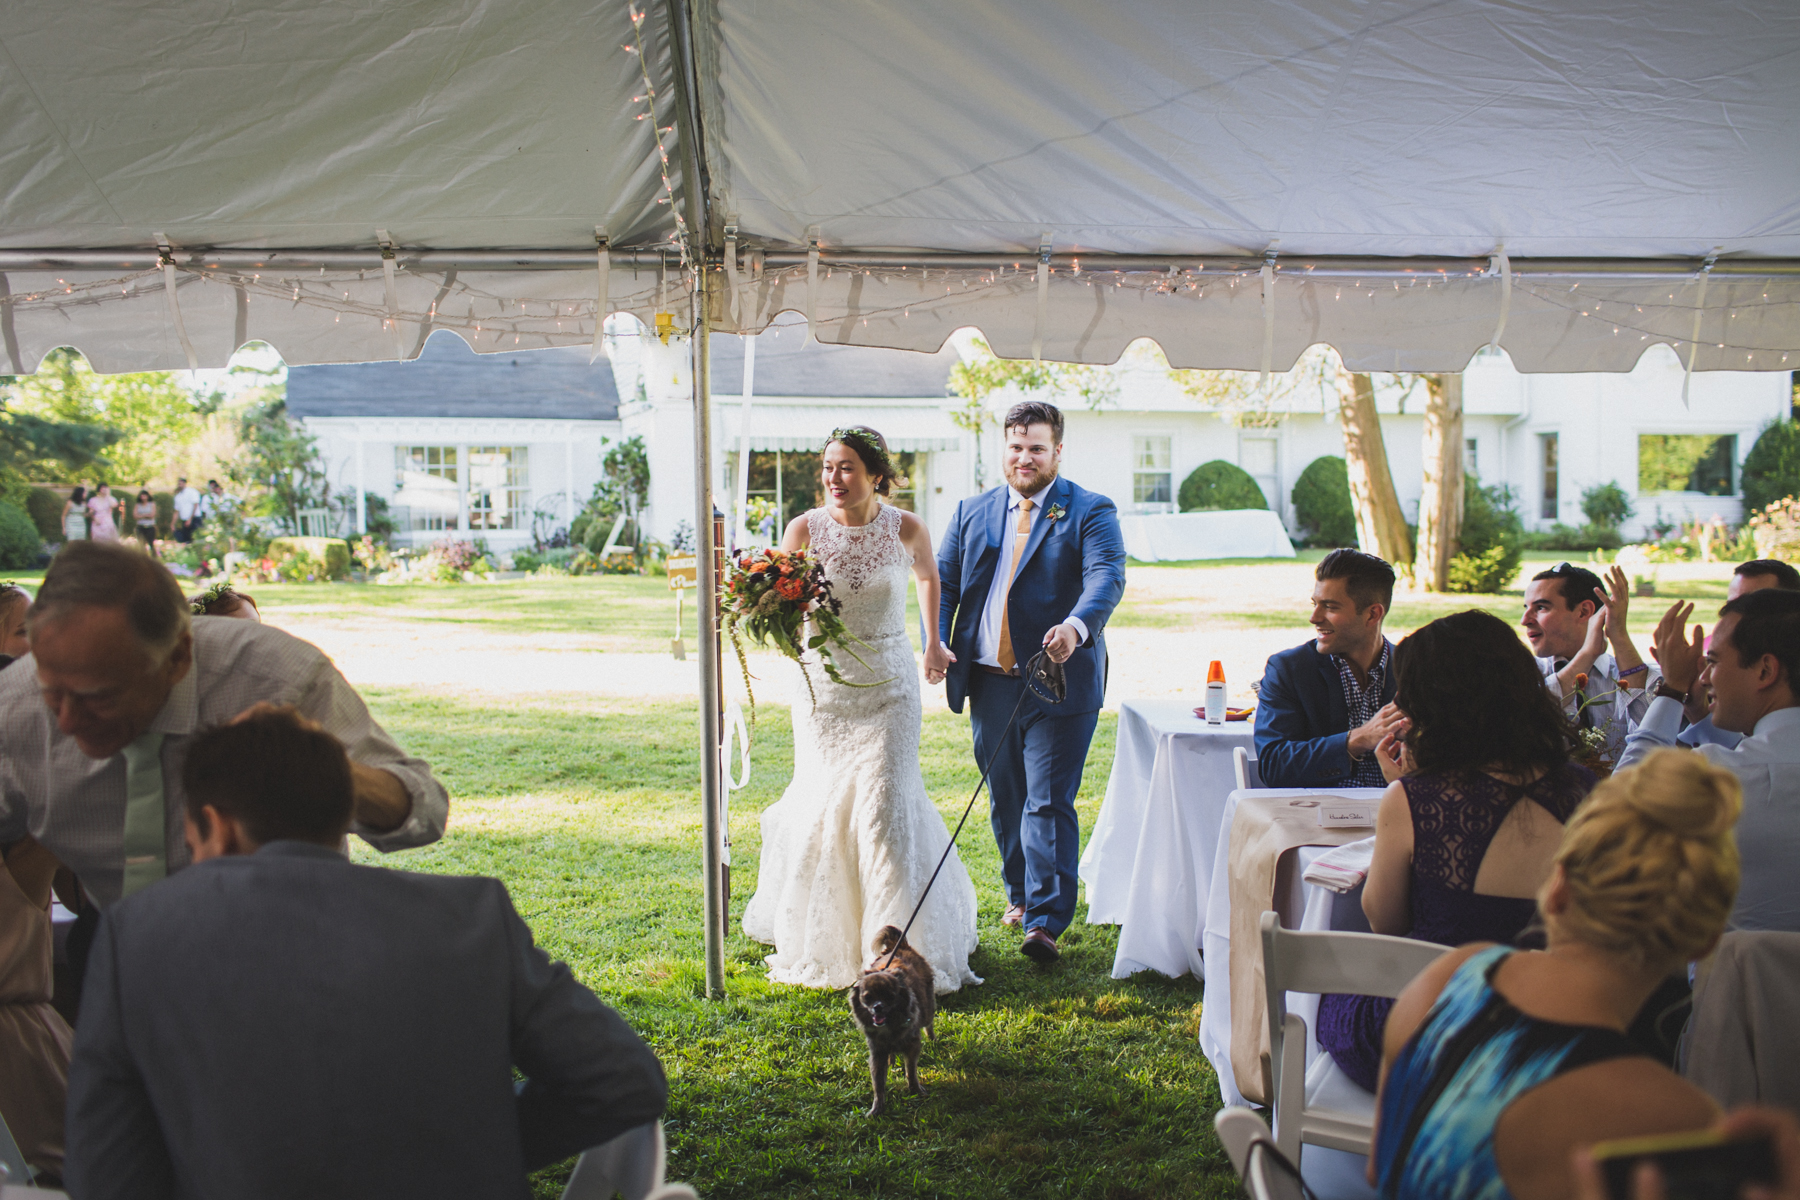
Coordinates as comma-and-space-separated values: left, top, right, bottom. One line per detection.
1651, 601, 1706, 694
1597, 564, 1632, 633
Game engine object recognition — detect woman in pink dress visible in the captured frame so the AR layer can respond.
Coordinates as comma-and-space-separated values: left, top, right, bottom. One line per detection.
85, 484, 120, 542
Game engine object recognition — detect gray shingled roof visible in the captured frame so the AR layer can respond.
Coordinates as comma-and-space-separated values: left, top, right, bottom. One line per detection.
709, 319, 957, 398
287, 331, 620, 420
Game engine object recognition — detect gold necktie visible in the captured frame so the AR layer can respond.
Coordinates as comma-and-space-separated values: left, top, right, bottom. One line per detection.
996, 498, 1034, 673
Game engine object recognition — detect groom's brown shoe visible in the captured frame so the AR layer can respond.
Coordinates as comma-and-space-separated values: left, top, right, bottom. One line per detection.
1001, 904, 1026, 928
1021, 928, 1060, 962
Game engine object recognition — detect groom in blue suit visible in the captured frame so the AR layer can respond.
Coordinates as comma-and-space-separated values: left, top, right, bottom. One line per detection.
935, 401, 1126, 962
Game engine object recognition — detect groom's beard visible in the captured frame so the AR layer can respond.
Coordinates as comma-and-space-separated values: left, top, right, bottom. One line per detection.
1004, 461, 1059, 498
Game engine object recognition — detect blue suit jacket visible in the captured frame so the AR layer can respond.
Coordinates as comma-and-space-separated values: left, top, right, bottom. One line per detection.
65, 842, 667, 1200
937, 475, 1126, 716
1253, 639, 1396, 788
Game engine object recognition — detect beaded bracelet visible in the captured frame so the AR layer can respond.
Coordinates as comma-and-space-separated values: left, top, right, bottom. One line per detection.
1618, 663, 1648, 678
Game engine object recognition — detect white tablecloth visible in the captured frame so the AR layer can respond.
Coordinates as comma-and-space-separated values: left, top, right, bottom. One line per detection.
1079, 699, 1255, 978
1118, 509, 1297, 562
1199, 787, 1386, 1108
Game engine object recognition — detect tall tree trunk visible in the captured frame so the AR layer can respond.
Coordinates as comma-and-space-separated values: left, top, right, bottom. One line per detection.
1416, 373, 1466, 592
1337, 371, 1414, 570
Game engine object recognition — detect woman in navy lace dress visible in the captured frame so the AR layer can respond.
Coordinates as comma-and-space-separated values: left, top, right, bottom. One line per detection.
1316, 609, 1597, 1091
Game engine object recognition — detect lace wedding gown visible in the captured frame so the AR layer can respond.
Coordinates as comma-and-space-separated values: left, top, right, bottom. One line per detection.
742, 505, 982, 993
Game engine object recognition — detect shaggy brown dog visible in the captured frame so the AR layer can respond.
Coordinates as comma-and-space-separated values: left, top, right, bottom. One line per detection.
848, 925, 935, 1117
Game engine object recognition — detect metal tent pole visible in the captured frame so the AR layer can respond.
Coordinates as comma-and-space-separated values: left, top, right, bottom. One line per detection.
691, 288, 725, 1000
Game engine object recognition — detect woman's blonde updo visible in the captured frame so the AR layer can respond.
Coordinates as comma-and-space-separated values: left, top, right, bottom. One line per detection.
1546, 748, 1741, 970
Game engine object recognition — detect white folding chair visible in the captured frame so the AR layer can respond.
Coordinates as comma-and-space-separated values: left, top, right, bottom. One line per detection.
1215, 1107, 1306, 1200
1260, 909, 1447, 1160
1233, 746, 1265, 791
560, 1120, 697, 1200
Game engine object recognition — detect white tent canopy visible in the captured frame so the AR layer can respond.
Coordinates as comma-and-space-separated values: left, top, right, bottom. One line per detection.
4, 0, 1800, 374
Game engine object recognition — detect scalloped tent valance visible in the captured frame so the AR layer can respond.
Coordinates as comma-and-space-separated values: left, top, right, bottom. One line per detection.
4, 0, 1799, 373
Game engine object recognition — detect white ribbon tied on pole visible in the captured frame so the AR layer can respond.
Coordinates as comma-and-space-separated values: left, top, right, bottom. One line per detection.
1259, 261, 1276, 397
721, 700, 752, 868
1487, 247, 1512, 354
723, 232, 740, 328
592, 229, 609, 362
1032, 235, 1051, 362
1683, 251, 1718, 409
376, 229, 404, 359
154, 232, 199, 370
805, 241, 819, 345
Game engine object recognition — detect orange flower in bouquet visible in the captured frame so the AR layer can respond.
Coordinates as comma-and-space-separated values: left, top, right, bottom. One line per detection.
720, 546, 889, 716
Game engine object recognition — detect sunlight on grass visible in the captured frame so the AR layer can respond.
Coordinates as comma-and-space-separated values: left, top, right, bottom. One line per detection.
351, 690, 1233, 1199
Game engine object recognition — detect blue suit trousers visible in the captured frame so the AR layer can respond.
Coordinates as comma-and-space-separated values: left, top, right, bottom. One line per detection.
969, 669, 1098, 938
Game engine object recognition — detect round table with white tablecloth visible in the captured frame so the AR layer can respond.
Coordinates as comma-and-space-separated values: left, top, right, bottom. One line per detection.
1078, 698, 1255, 978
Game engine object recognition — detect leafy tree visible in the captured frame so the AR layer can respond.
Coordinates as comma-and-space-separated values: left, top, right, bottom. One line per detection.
575, 435, 652, 556
1445, 478, 1524, 593
948, 338, 1120, 487
1742, 419, 1800, 513
1580, 481, 1634, 534
3, 348, 202, 485
226, 397, 331, 536
1178, 460, 1267, 511
1291, 456, 1357, 547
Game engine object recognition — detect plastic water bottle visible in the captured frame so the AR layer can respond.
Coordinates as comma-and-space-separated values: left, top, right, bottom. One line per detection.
1205, 660, 1227, 725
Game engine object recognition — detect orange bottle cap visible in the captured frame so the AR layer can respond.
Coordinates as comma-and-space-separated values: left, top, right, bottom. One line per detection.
1207, 660, 1225, 683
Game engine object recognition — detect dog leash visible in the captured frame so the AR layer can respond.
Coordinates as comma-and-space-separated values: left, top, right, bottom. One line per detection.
877, 648, 1066, 970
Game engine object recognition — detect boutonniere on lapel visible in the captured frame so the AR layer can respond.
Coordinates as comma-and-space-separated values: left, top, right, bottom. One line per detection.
1043, 502, 1068, 524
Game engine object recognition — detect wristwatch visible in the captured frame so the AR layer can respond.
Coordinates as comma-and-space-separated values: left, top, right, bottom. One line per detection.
1654, 681, 1689, 705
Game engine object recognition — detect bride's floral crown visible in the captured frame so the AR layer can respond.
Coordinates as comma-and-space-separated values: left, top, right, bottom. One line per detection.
825, 426, 908, 493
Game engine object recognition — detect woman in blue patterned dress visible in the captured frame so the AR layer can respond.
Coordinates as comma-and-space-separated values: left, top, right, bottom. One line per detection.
1371, 748, 1741, 1200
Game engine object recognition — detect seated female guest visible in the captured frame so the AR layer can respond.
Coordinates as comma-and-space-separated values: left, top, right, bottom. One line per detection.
1372, 749, 1736, 1200
1317, 609, 1597, 1091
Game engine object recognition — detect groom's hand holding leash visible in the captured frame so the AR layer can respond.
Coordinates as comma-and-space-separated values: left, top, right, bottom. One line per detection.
1041, 623, 1080, 664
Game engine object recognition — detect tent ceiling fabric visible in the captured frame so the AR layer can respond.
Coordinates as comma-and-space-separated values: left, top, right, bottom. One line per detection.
3, 0, 1799, 372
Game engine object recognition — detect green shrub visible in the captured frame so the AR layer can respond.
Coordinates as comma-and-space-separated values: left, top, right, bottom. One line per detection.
25, 488, 64, 541
1178, 460, 1267, 512
152, 491, 175, 538
0, 502, 42, 569
267, 536, 351, 580
1445, 479, 1524, 593
1580, 481, 1634, 534
1742, 419, 1800, 514
1521, 523, 1623, 552
1290, 456, 1356, 547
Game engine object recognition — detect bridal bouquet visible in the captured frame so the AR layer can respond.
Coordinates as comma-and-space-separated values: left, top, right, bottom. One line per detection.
721, 547, 889, 715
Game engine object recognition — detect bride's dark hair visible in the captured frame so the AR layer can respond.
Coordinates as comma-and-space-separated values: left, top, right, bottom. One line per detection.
825, 426, 907, 496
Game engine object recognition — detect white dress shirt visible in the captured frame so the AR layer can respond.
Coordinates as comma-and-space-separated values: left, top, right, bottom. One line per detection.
171, 487, 201, 522
1619, 699, 1800, 932
974, 486, 1087, 669
0, 616, 448, 907
1537, 651, 1655, 763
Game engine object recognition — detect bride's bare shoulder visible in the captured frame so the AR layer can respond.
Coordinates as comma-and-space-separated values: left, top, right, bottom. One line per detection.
781, 511, 814, 551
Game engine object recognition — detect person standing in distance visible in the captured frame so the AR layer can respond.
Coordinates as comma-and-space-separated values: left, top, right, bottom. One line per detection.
935, 401, 1125, 963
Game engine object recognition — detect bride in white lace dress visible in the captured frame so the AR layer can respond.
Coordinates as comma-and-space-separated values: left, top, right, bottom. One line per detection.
742, 427, 982, 993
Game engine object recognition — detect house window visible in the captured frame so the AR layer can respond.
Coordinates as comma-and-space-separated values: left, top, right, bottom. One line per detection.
1465, 437, 1479, 478
395, 446, 459, 532
888, 451, 922, 514
1132, 435, 1173, 510
1240, 436, 1279, 511
468, 446, 530, 530
1540, 434, 1559, 521
1638, 434, 1737, 496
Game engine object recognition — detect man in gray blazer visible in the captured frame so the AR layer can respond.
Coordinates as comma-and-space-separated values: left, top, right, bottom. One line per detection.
65, 708, 666, 1200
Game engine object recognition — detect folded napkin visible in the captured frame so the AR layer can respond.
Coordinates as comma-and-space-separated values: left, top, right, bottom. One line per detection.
1302, 835, 1376, 894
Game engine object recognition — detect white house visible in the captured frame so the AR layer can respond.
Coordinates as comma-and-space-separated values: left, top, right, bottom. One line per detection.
289, 331, 624, 551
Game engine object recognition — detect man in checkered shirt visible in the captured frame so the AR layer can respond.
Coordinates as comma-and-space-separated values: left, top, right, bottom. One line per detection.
1253, 549, 1403, 788
0, 542, 447, 919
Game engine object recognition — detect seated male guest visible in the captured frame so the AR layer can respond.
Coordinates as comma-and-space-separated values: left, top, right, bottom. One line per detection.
1522, 562, 1655, 762
0, 542, 446, 914
1620, 588, 1800, 932
1679, 559, 1800, 749
1253, 549, 1402, 787
65, 708, 667, 1200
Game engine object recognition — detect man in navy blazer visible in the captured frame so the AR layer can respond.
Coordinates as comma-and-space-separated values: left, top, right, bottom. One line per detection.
64, 708, 667, 1200
936, 401, 1126, 961
1254, 549, 1404, 788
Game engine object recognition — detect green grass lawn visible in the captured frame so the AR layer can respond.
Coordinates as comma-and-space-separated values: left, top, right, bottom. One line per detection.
351, 690, 1231, 1200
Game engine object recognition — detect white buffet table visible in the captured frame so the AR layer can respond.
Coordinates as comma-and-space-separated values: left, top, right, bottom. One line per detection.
1118, 509, 1296, 562
1079, 698, 1255, 979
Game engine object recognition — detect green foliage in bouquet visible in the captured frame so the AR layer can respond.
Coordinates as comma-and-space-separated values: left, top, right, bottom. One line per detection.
720, 547, 889, 719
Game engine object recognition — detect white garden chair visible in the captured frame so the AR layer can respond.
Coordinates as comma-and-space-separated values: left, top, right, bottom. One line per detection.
1214, 1107, 1306, 1200
561, 1120, 698, 1200
1233, 746, 1265, 791
1260, 910, 1447, 1160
